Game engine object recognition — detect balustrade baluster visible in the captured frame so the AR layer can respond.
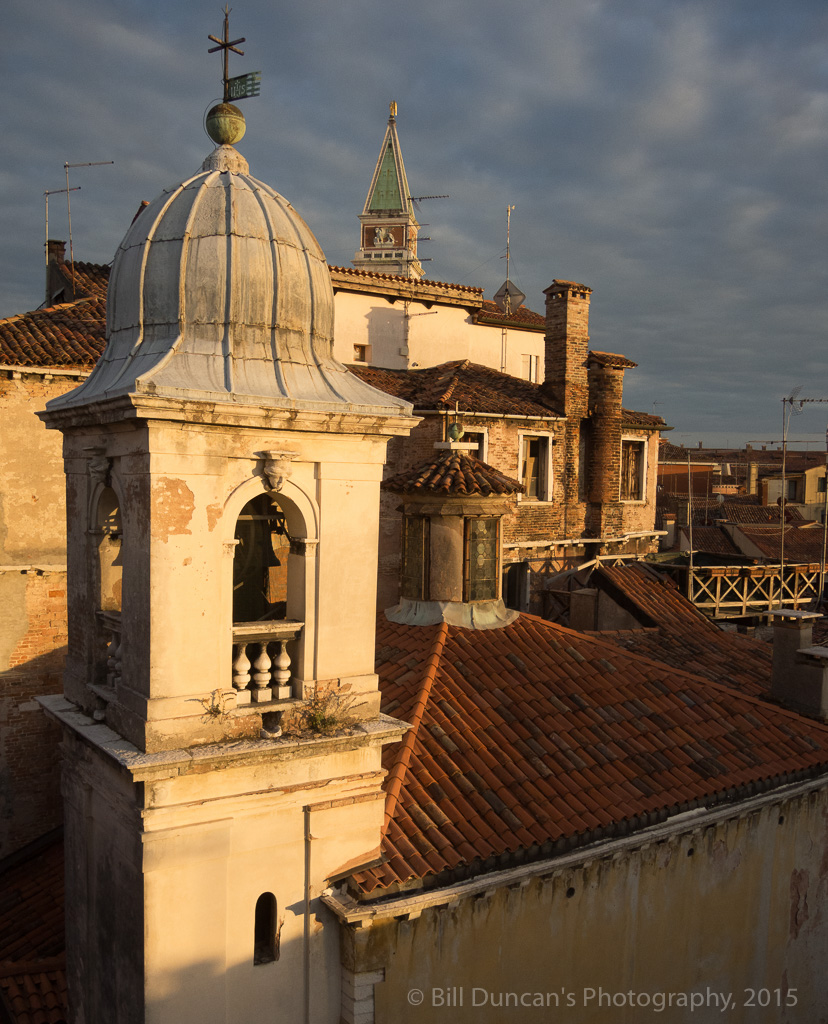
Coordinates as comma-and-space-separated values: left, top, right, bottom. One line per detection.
233, 642, 252, 705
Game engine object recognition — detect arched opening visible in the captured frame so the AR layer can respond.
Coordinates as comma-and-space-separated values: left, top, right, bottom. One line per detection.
96, 487, 122, 612
94, 487, 123, 691
253, 892, 279, 965
233, 493, 291, 623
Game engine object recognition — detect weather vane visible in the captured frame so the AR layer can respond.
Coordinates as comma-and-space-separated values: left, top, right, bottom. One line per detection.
208, 6, 260, 103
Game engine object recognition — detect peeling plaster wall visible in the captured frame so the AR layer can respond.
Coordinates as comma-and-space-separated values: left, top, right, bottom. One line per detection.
0, 372, 81, 853
355, 788, 828, 1024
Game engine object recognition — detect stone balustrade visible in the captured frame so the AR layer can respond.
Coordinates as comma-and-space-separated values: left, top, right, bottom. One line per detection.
232, 620, 303, 704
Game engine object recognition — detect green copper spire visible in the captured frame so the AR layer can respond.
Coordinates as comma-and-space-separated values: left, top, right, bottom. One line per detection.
353, 102, 424, 279
363, 103, 412, 215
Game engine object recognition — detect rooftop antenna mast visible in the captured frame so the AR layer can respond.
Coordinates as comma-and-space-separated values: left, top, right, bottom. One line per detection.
64, 160, 114, 291
44, 187, 80, 265
493, 206, 525, 373
779, 389, 828, 606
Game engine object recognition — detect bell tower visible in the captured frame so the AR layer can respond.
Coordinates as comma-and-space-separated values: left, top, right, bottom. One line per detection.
39, 32, 416, 1023
352, 102, 425, 279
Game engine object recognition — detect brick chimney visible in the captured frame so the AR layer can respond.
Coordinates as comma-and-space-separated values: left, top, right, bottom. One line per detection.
543, 281, 592, 510
542, 280, 591, 418
586, 352, 635, 504
770, 610, 828, 718
45, 238, 68, 307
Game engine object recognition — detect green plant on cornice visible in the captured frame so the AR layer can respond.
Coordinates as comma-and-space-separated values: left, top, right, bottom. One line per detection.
297, 690, 357, 736
195, 689, 232, 721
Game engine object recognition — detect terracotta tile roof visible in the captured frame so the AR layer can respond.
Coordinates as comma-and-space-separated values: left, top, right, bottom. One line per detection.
680, 526, 743, 556
475, 301, 545, 330
0, 831, 66, 1024
724, 503, 803, 525
659, 441, 721, 464
588, 351, 637, 370
383, 448, 523, 497
0, 299, 106, 369
353, 612, 828, 895
0, 965, 67, 1024
590, 563, 771, 696
328, 265, 483, 297
349, 360, 563, 417
61, 262, 109, 299
622, 408, 664, 429
736, 523, 825, 563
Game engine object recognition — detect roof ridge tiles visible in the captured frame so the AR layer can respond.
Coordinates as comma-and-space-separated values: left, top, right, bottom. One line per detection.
382, 621, 449, 837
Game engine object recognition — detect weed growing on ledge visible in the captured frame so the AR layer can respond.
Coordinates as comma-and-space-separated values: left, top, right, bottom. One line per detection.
294, 691, 357, 736
196, 689, 232, 721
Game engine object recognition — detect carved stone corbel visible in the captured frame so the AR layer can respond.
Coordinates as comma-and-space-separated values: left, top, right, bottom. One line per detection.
85, 446, 112, 488
260, 450, 299, 493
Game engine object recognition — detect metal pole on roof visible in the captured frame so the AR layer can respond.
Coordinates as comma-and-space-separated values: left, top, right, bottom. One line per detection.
821, 425, 828, 610
687, 451, 694, 603
63, 161, 114, 293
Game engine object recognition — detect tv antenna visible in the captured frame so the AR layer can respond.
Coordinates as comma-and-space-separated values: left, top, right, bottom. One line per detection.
64, 160, 114, 290
44, 187, 80, 267
779, 387, 828, 603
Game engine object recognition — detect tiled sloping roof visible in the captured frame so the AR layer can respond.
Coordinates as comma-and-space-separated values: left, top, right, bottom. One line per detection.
680, 526, 743, 556
0, 299, 106, 368
0, 832, 66, 1024
353, 613, 828, 895
383, 449, 523, 496
475, 301, 545, 330
0, 965, 67, 1024
350, 360, 563, 417
622, 408, 664, 429
724, 503, 803, 525
588, 351, 637, 369
591, 563, 771, 696
736, 523, 825, 563
329, 265, 483, 297
659, 442, 721, 464
62, 261, 109, 299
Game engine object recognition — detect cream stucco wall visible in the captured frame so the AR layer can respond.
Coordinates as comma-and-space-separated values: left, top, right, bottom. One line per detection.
342, 782, 828, 1024
333, 290, 544, 379
54, 706, 403, 1024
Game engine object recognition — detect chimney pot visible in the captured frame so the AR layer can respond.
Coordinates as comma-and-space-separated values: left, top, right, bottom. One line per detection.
770, 610, 827, 717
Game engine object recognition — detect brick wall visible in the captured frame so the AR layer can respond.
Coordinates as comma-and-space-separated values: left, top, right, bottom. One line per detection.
0, 570, 67, 855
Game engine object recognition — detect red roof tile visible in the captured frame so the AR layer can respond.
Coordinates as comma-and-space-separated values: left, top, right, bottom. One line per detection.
475, 301, 545, 330
0, 832, 66, 1024
350, 359, 563, 417
351, 610, 826, 895
590, 563, 772, 697
384, 448, 523, 497
0, 299, 105, 369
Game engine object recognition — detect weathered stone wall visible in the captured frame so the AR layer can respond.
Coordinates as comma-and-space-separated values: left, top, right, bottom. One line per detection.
352, 783, 828, 1024
0, 370, 85, 854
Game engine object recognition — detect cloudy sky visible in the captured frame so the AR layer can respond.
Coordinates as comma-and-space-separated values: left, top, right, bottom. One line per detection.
4, 0, 828, 443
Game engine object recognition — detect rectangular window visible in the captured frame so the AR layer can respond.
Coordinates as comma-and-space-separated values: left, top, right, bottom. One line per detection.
620, 439, 646, 501
401, 516, 429, 600
521, 354, 540, 383
464, 517, 499, 601
519, 435, 552, 501
818, 477, 826, 494
463, 431, 487, 461
353, 344, 368, 362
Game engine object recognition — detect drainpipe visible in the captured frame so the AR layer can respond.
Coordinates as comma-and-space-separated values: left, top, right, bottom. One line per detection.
304, 805, 313, 1024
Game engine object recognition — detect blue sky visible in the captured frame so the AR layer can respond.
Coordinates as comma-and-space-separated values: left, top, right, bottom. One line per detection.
4, 0, 828, 439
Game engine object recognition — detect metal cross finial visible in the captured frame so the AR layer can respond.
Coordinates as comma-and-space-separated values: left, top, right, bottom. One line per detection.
208, 6, 246, 103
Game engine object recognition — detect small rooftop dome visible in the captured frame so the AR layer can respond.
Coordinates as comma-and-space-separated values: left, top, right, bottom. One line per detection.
51, 144, 404, 415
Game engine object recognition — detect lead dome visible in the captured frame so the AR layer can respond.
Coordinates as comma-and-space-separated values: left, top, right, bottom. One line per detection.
53, 142, 400, 413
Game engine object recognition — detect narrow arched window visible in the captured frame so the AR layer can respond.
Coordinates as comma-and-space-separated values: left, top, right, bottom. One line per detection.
96, 487, 122, 612
254, 892, 278, 965
233, 494, 290, 623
